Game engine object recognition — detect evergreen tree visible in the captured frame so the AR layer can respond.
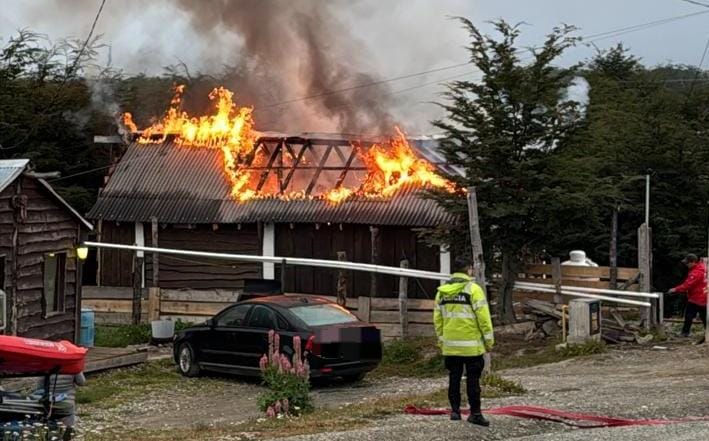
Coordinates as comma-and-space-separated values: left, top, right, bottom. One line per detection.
429, 19, 586, 323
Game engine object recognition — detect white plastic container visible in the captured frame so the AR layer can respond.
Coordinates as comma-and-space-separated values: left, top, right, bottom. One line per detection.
151, 319, 175, 341
562, 250, 599, 281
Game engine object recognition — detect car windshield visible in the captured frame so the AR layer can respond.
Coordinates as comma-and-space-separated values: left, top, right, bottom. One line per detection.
289, 303, 358, 327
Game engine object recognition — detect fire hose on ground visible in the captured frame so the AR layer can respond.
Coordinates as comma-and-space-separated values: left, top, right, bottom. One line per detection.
404, 405, 709, 429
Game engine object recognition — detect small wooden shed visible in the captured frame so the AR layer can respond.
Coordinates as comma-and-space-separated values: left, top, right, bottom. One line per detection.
0, 160, 93, 341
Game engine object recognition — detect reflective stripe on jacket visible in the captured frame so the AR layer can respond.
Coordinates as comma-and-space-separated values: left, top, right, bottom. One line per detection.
433, 272, 494, 356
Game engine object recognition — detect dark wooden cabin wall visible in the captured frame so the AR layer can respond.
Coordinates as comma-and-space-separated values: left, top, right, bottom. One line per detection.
158, 224, 260, 289
275, 224, 440, 299
99, 221, 134, 286
14, 177, 80, 340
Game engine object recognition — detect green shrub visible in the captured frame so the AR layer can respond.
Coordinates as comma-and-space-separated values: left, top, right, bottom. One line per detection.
94, 319, 194, 347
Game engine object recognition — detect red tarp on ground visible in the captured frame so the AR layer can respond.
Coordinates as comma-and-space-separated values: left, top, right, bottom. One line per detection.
0, 336, 87, 375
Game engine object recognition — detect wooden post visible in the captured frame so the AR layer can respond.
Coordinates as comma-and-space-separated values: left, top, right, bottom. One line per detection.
148, 287, 161, 321
96, 219, 102, 287
609, 208, 618, 289
552, 257, 562, 305
638, 224, 653, 330
132, 254, 144, 325
466, 187, 487, 297
399, 259, 409, 339
357, 296, 371, 322
280, 259, 287, 294
369, 226, 379, 297
336, 251, 347, 307
151, 217, 159, 287
74, 249, 83, 344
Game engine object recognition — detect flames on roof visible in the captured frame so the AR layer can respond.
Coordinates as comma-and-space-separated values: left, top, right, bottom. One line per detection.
122, 85, 458, 204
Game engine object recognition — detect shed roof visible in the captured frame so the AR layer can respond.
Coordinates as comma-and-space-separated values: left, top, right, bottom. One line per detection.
87, 135, 459, 227
0, 159, 93, 230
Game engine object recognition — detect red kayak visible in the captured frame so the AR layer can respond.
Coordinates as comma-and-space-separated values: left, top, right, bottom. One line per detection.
0, 336, 87, 375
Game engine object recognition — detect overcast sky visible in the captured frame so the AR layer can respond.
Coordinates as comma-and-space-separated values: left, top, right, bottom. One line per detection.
1, 0, 707, 133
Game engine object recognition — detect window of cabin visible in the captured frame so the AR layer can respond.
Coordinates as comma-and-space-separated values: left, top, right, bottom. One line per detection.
43, 253, 66, 316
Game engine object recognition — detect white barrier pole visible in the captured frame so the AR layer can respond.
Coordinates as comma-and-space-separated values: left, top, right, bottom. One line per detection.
514, 283, 652, 308
83, 241, 451, 282
516, 281, 660, 299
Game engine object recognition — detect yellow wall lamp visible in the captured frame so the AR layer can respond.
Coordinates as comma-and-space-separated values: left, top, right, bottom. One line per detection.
76, 246, 89, 261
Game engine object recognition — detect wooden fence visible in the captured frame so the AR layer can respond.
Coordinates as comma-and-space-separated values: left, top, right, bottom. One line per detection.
82, 263, 642, 340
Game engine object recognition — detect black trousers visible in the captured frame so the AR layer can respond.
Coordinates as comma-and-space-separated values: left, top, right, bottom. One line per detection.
445, 355, 485, 414
682, 302, 707, 335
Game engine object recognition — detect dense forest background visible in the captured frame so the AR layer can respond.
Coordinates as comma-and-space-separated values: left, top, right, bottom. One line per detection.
0, 28, 707, 315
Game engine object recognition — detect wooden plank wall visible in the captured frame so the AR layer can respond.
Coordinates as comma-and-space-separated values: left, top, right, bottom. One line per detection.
158, 224, 260, 289
12, 177, 81, 340
82, 287, 431, 340
99, 221, 134, 287
516, 264, 640, 289
275, 223, 440, 299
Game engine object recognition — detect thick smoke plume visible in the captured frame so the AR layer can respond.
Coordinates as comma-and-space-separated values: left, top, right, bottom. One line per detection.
174, 0, 395, 135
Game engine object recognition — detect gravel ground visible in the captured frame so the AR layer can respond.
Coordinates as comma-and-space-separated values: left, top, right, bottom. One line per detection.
277, 343, 709, 441
77, 340, 709, 440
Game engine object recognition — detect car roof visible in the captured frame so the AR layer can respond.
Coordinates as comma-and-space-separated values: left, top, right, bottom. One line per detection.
244, 294, 333, 308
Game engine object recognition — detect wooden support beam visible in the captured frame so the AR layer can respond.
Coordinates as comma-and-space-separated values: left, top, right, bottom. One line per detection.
552, 257, 562, 305
638, 223, 653, 330
466, 187, 487, 297
148, 287, 161, 321
255, 144, 278, 191
334, 147, 358, 189
357, 296, 371, 322
610, 208, 618, 289
132, 255, 144, 325
151, 217, 159, 287
306, 144, 333, 196
96, 219, 102, 287
336, 251, 347, 307
370, 226, 379, 297
281, 141, 309, 192
399, 259, 409, 339
262, 223, 275, 280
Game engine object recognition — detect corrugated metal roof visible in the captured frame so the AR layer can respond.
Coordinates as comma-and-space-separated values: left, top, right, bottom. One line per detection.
0, 159, 93, 230
0, 159, 30, 193
87, 138, 458, 227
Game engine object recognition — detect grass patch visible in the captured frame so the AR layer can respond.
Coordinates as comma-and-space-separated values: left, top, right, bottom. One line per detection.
481, 374, 527, 395
77, 359, 182, 407
492, 339, 606, 371
94, 321, 193, 348
371, 337, 445, 378
95, 324, 151, 347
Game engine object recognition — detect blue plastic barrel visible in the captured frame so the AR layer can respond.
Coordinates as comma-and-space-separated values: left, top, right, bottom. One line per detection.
79, 308, 95, 347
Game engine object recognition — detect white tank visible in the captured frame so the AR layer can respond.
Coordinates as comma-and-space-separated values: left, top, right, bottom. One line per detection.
562, 250, 598, 267
561, 250, 599, 281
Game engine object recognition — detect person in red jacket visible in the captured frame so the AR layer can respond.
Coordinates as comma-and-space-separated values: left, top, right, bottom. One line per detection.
668, 254, 707, 341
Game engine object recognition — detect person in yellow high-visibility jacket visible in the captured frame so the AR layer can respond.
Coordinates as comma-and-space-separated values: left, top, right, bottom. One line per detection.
434, 257, 494, 426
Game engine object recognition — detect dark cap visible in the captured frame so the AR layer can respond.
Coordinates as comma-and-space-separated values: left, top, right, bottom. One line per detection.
681, 253, 698, 265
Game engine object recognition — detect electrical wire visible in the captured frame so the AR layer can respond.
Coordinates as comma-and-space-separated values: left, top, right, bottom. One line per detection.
48, 9, 709, 183
679, 0, 709, 8
686, 36, 709, 99
253, 9, 709, 112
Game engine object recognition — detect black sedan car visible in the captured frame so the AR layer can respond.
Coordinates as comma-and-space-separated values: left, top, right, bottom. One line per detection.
173, 295, 382, 381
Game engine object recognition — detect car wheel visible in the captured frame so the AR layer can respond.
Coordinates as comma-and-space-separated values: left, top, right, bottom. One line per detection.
178, 343, 201, 377
341, 372, 367, 383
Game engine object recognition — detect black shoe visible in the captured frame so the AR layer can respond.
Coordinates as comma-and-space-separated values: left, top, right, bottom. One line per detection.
450, 411, 462, 421
468, 413, 490, 427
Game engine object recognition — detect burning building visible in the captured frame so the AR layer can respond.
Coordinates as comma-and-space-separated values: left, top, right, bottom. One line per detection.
86, 86, 461, 301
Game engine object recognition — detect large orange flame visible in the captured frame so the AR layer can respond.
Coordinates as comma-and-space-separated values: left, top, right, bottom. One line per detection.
124, 86, 455, 203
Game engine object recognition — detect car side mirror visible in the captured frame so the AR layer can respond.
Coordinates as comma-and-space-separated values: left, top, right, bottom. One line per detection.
205, 318, 215, 327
